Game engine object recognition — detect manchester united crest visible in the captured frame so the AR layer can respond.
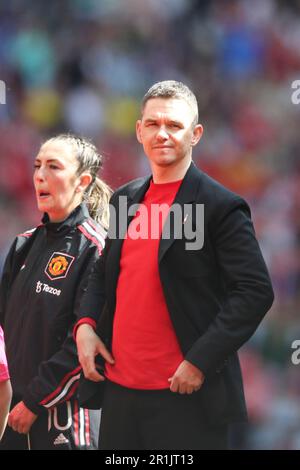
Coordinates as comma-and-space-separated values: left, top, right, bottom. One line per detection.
45, 252, 75, 281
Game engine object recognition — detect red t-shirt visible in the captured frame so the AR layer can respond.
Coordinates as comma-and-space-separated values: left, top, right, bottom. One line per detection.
105, 179, 184, 389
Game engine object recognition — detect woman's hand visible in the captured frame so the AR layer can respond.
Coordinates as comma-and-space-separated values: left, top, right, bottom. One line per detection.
8, 401, 37, 434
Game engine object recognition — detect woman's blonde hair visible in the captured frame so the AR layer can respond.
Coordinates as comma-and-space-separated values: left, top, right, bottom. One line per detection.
44, 134, 111, 228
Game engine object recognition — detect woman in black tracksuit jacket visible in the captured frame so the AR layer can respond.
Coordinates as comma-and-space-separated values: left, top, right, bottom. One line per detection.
0, 134, 111, 450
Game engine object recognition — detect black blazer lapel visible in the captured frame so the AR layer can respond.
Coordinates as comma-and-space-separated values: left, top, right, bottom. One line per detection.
129, 176, 152, 208
106, 176, 152, 307
109, 176, 151, 253
158, 162, 201, 263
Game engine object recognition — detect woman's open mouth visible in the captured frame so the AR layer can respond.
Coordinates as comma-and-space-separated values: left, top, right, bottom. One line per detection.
38, 191, 51, 199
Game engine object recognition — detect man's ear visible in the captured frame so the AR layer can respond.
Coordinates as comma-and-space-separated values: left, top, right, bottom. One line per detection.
136, 120, 142, 144
76, 173, 92, 193
191, 124, 204, 146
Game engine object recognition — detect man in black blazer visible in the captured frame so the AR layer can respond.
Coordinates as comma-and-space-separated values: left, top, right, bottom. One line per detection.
75, 80, 274, 450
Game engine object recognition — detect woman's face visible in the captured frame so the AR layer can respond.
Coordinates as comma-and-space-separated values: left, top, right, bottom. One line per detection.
34, 140, 84, 222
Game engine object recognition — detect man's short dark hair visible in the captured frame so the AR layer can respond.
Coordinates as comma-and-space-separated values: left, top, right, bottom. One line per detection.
142, 80, 198, 126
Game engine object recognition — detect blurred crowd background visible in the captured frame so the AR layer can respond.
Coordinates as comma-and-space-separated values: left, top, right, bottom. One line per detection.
1, 0, 300, 449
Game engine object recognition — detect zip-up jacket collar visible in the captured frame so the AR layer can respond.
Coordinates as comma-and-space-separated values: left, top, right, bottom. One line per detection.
42, 203, 89, 236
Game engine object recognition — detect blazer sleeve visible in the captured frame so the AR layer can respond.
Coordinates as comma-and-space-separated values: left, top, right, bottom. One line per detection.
75, 244, 108, 325
73, 191, 119, 328
185, 196, 274, 375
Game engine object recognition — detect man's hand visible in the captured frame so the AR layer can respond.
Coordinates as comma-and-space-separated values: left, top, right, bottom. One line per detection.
168, 360, 205, 394
76, 323, 114, 382
8, 401, 37, 434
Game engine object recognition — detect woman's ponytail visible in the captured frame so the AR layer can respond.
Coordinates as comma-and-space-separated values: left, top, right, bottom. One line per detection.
86, 177, 112, 229
44, 134, 112, 229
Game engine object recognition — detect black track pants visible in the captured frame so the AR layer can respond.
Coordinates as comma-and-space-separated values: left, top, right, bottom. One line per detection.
0, 399, 100, 450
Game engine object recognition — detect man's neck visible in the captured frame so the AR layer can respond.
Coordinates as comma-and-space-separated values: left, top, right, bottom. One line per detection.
151, 158, 192, 184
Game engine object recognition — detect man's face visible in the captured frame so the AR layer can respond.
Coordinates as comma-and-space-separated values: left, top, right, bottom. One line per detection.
136, 97, 203, 170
